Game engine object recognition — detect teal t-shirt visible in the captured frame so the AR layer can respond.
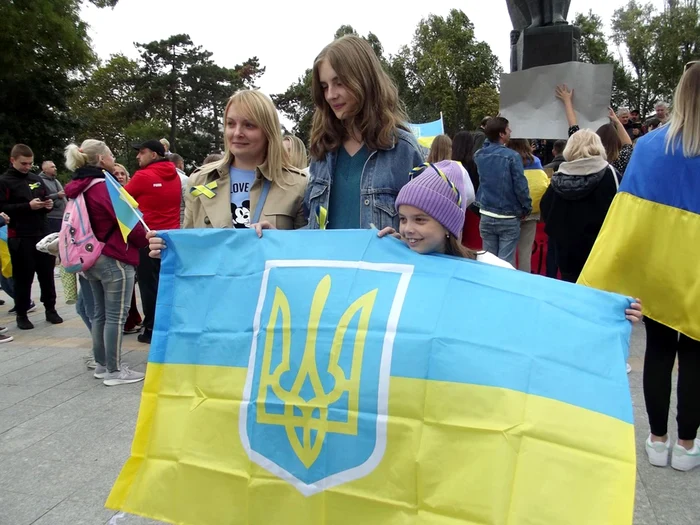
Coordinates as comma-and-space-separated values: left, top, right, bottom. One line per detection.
327, 144, 370, 229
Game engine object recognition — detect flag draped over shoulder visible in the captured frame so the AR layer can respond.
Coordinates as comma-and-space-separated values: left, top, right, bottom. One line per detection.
108, 229, 635, 525
104, 171, 143, 242
579, 127, 700, 341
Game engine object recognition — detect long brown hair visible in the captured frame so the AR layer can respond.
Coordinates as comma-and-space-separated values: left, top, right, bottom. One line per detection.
445, 235, 477, 260
309, 35, 409, 160
507, 138, 535, 166
596, 123, 622, 163
427, 134, 452, 163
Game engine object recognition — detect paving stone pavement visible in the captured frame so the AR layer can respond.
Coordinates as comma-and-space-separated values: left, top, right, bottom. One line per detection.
0, 282, 698, 524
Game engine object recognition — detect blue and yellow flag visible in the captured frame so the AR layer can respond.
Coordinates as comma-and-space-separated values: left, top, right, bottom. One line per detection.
579, 127, 700, 340
408, 114, 444, 148
0, 225, 11, 278
108, 230, 635, 525
104, 171, 144, 242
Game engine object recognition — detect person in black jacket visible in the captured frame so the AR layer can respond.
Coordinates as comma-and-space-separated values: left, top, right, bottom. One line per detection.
0, 144, 63, 329
540, 130, 618, 283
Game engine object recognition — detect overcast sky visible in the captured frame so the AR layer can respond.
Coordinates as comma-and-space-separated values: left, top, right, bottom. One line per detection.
81, 0, 666, 98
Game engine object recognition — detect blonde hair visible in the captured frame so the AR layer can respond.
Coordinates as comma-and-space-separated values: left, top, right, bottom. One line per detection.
114, 163, 130, 184
160, 138, 170, 152
64, 139, 110, 171
563, 129, 607, 161
283, 135, 308, 169
665, 63, 700, 157
309, 35, 409, 159
426, 135, 452, 163
196, 90, 293, 185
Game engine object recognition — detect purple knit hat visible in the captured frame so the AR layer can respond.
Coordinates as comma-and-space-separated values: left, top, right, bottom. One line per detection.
395, 160, 472, 237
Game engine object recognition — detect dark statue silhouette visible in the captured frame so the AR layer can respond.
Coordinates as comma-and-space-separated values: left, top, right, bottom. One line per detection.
506, 0, 571, 29
506, 0, 575, 72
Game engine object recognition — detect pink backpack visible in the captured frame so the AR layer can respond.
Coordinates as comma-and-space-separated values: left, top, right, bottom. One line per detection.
59, 179, 106, 273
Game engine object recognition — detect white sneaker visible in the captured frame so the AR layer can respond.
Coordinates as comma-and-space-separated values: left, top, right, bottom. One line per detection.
645, 435, 670, 467
671, 438, 700, 471
626, 363, 632, 374
93, 364, 108, 379
103, 366, 145, 387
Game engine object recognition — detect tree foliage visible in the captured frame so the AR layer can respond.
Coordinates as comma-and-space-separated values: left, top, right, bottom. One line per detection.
0, 0, 100, 163
71, 35, 264, 171
393, 9, 502, 135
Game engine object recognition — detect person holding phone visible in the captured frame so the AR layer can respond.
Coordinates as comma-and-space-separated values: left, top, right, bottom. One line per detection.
39, 160, 66, 233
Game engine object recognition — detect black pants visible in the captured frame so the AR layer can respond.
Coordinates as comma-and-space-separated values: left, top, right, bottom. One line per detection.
8, 236, 56, 316
47, 217, 63, 234
643, 317, 700, 440
546, 236, 558, 278
137, 247, 160, 332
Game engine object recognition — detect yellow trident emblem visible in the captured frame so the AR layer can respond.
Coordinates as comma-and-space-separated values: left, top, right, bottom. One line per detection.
256, 275, 378, 468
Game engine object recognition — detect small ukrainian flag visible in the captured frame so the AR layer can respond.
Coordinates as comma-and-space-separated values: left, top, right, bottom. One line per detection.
104, 171, 144, 242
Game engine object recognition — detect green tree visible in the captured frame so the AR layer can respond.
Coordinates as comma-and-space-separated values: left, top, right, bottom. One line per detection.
467, 84, 501, 128
273, 70, 314, 144
390, 9, 502, 135
135, 34, 211, 151
651, 1, 700, 99
0, 0, 115, 163
573, 10, 633, 109
70, 55, 143, 163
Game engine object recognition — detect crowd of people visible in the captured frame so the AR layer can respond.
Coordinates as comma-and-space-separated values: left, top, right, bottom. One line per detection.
1, 34, 698, 471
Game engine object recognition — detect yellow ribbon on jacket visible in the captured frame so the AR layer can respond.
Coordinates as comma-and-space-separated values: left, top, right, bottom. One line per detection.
190, 181, 218, 199
315, 206, 328, 230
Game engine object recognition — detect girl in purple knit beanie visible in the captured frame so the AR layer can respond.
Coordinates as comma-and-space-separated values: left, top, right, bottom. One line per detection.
378, 161, 512, 268
378, 160, 643, 324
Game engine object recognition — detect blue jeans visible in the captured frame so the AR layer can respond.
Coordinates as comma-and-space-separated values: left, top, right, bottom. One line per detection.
0, 274, 14, 300
76, 274, 95, 332
84, 255, 136, 373
479, 215, 521, 266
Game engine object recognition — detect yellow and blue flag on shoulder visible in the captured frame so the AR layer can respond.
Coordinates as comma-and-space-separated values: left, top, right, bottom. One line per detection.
107, 229, 636, 525
104, 171, 143, 242
579, 126, 700, 340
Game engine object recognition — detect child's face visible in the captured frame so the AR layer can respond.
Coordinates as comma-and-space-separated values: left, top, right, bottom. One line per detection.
398, 205, 448, 255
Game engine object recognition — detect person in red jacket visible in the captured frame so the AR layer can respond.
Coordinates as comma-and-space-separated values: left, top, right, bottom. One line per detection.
64, 139, 149, 386
126, 140, 181, 344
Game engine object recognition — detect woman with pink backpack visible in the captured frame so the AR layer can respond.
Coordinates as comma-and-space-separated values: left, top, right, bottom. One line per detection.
64, 139, 148, 386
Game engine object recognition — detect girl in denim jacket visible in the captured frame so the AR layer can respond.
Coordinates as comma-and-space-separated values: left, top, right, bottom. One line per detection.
304, 35, 424, 231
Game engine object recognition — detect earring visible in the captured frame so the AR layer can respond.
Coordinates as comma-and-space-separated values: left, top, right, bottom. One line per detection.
446, 232, 450, 239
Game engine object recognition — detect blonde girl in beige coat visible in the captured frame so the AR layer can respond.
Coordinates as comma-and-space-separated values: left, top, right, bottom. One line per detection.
148, 89, 307, 256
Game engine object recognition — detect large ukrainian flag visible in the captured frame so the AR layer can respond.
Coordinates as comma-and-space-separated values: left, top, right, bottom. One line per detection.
108, 230, 635, 525
579, 126, 700, 341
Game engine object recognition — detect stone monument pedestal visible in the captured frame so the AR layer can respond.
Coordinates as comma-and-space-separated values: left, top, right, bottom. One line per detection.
516, 24, 581, 71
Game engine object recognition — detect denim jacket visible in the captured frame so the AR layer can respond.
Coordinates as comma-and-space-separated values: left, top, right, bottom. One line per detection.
304, 129, 424, 230
474, 140, 532, 217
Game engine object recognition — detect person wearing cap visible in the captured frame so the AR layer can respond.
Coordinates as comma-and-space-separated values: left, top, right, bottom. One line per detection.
126, 139, 181, 344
